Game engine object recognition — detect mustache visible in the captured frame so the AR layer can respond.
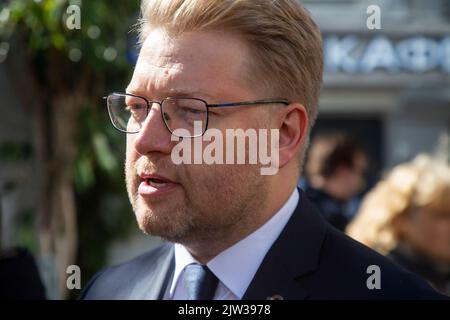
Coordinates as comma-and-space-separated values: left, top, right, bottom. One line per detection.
131, 156, 176, 176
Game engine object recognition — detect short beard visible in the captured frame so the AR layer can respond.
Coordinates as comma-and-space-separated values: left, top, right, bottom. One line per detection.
125, 158, 269, 247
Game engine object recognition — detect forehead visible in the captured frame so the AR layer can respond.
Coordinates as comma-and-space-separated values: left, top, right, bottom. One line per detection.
127, 28, 253, 100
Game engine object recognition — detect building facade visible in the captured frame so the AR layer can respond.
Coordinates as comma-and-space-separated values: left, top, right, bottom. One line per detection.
304, 0, 450, 171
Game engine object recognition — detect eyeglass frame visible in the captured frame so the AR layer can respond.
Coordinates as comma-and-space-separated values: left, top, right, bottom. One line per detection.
104, 92, 290, 137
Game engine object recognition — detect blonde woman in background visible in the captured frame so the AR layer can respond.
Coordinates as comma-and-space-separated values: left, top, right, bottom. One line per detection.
347, 153, 450, 295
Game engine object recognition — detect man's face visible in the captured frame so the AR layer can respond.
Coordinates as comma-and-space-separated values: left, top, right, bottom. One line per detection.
328, 152, 367, 201
125, 29, 270, 245
344, 152, 368, 197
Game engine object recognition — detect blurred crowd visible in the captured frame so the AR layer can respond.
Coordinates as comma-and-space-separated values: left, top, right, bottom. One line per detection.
302, 132, 450, 296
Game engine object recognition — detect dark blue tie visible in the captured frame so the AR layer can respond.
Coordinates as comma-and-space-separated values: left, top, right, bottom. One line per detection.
184, 263, 219, 300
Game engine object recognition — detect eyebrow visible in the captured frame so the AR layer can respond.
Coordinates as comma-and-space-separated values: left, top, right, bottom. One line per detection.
125, 87, 217, 101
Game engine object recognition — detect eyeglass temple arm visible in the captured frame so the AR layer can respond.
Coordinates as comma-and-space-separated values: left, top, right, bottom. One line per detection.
207, 99, 289, 108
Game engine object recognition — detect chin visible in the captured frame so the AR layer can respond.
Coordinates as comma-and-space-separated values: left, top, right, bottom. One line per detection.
133, 201, 192, 242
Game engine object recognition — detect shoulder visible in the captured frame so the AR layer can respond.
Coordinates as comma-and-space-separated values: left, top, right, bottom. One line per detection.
311, 226, 447, 299
79, 243, 173, 300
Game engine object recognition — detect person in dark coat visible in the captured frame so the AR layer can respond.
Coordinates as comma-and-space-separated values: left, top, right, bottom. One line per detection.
303, 132, 368, 231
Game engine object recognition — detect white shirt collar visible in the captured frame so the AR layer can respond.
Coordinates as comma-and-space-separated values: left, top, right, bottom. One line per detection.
170, 188, 300, 299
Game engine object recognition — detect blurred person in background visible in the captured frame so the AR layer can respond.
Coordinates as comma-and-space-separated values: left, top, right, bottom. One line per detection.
302, 132, 368, 231
0, 248, 46, 299
347, 154, 450, 295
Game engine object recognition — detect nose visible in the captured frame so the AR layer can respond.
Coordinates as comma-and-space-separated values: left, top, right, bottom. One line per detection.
131, 102, 175, 156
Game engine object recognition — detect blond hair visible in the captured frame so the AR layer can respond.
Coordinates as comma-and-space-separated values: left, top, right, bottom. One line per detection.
138, 0, 323, 152
347, 154, 450, 254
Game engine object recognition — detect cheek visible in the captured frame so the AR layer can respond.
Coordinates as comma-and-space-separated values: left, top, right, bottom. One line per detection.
351, 173, 363, 187
125, 138, 139, 181
429, 221, 450, 243
418, 220, 450, 261
340, 172, 360, 193
126, 135, 134, 154
412, 218, 447, 247
126, 136, 140, 161
182, 162, 255, 197
183, 163, 226, 190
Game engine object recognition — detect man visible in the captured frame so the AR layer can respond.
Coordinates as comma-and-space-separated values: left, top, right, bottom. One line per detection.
81, 0, 445, 299
302, 132, 368, 231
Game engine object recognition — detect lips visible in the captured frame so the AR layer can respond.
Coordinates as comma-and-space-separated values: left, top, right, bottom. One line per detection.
137, 173, 179, 196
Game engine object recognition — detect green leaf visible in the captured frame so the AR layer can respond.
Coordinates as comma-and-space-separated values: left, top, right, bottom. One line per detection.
93, 132, 118, 172
51, 32, 65, 48
74, 154, 95, 191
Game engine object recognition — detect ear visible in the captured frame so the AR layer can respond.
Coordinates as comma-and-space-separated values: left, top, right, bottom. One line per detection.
277, 103, 309, 168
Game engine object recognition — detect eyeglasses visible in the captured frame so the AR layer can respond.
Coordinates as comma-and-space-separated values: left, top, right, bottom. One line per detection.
104, 92, 289, 138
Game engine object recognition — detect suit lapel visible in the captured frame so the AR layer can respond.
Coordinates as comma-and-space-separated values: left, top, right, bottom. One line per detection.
128, 244, 175, 300
242, 189, 327, 300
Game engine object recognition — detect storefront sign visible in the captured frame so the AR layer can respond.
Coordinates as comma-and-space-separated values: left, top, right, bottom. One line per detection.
325, 35, 450, 74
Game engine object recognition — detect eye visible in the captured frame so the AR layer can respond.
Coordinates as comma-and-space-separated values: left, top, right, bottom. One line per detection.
126, 104, 146, 112
163, 111, 171, 122
182, 107, 204, 114
126, 103, 147, 121
177, 106, 207, 120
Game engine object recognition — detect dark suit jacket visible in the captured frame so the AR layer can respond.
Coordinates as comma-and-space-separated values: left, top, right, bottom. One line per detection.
80, 189, 447, 300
